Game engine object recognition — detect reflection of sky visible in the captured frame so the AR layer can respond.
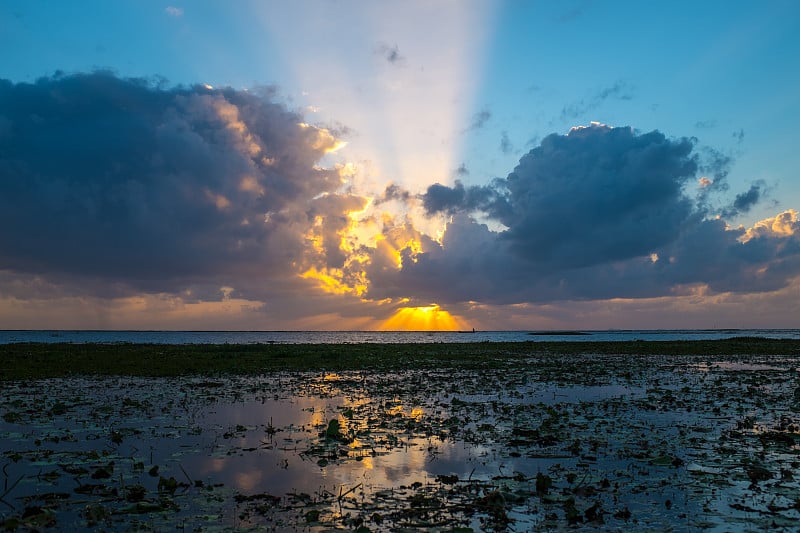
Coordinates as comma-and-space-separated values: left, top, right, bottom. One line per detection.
191, 385, 459, 494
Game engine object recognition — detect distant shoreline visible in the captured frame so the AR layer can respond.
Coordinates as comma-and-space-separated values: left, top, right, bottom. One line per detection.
1, 328, 798, 346
527, 330, 591, 336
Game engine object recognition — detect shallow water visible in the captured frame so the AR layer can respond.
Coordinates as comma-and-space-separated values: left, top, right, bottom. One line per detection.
2, 353, 800, 531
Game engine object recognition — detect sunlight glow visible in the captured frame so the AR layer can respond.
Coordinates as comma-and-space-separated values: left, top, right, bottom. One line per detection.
379, 304, 465, 331
256, 2, 496, 193
298, 122, 348, 153
251, 3, 496, 315
739, 209, 798, 243
238, 175, 264, 195
205, 189, 231, 210
301, 266, 366, 296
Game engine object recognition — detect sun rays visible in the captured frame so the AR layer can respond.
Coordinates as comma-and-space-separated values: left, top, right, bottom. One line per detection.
379, 304, 465, 331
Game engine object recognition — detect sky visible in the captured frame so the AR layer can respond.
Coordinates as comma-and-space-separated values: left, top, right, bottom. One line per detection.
0, 0, 799, 331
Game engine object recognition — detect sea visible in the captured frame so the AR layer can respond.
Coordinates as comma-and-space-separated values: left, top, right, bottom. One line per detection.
1, 329, 799, 344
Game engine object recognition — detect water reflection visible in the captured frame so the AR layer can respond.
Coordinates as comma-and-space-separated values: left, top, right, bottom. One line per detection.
2, 357, 800, 531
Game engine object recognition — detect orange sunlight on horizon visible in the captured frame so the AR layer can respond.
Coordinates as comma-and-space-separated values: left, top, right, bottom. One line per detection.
379, 304, 466, 331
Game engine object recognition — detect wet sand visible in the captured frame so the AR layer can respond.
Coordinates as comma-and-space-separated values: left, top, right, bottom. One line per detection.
2, 340, 800, 531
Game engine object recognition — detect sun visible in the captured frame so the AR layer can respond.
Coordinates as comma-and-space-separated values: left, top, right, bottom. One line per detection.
379, 304, 465, 331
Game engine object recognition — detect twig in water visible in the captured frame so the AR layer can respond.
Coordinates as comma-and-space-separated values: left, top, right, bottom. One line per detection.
338, 482, 363, 502
179, 463, 194, 486
0, 473, 24, 507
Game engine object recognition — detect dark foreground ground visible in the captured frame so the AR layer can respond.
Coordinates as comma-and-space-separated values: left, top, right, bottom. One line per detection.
2, 339, 800, 532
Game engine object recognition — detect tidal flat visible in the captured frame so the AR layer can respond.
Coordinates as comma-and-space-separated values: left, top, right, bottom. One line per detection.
2, 340, 800, 531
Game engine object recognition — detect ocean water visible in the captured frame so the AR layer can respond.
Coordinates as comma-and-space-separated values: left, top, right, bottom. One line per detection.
1, 328, 799, 344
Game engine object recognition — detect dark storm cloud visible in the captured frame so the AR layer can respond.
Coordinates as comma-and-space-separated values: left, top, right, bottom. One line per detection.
422, 180, 506, 217
373, 211, 800, 306
366, 215, 522, 303
374, 183, 411, 205
377, 124, 800, 304
499, 126, 698, 268
726, 181, 765, 216
423, 182, 466, 214
425, 125, 697, 267
611, 213, 797, 295
0, 72, 358, 296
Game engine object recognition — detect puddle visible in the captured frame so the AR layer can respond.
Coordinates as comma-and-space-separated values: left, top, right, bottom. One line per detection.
2, 353, 800, 531
688, 361, 789, 372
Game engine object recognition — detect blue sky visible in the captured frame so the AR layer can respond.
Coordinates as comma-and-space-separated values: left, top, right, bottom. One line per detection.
0, 1, 798, 330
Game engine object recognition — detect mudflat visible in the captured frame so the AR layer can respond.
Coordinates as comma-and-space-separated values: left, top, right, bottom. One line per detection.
1, 339, 800, 531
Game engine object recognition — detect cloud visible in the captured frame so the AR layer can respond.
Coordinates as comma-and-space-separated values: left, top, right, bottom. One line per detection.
422, 180, 505, 217
165, 6, 183, 17
380, 124, 800, 304
728, 181, 765, 216
422, 182, 467, 214
0, 72, 362, 302
694, 146, 733, 210
560, 81, 634, 121
1, 74, 797, 328
466, 109, 491, 131
557, 0, 593, 23
374, 183, 411, 205
694, 119, 717, 129
375, 43, 405, 65
456, 275, 800, 330
499, 131, 512, 154
366, 215, 524, 304
425, 124, 697, 265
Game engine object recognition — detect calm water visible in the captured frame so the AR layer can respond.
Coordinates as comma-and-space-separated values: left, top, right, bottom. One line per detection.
1, 328, 799, 344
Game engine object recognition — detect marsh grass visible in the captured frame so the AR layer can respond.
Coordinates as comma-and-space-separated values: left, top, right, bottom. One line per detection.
2, 338, 799, 379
